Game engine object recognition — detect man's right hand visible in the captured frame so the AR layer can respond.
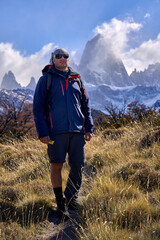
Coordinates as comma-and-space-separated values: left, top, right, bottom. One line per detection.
39, 136, 50, 144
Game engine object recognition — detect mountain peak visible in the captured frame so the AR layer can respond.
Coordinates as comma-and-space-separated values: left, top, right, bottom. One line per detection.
78, 34, 132, 87
1, 71, 21, 90
26, 77, 36, 90
130, 62, 160, 87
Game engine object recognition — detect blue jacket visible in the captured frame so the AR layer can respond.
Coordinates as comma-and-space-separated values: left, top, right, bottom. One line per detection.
33, 66, 93, 138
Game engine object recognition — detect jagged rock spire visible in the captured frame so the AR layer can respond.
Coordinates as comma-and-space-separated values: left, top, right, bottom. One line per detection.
1, 71, 21, 90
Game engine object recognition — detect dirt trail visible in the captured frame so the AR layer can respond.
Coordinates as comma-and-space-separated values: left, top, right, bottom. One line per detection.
35, 167, 95, 240
35, 209, 81, 240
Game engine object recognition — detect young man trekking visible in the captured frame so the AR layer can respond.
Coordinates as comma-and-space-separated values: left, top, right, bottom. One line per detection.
33, 48, 93, 219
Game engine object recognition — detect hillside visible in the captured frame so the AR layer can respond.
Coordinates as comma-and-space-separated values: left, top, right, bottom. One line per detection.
0, 120, 160, 239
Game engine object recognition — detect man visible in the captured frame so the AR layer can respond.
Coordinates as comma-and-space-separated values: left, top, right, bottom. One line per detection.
33, 48, 93, 219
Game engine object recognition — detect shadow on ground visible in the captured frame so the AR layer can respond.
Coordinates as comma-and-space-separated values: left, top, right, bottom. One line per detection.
35, 209, 81, 240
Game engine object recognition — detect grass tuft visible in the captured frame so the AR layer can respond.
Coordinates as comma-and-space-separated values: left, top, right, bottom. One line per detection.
1, 198, 52, 226
0, 186, 25, 202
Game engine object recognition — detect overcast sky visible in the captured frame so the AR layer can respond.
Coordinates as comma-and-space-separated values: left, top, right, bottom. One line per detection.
0, 0, 160, 86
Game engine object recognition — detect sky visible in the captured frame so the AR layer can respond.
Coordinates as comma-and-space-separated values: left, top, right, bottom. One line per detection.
0, 0, 160, 86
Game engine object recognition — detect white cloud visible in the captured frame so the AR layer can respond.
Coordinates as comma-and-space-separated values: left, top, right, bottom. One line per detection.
0, 42, 55, 86
144, 13, 150, 19
123, 34, 160, 74
1, 17, 160, 85
93, 18, 160, 75
0, 43, 80, 87
70, 50, 78, 63
94, 18, 142, 57
70, 50, 81, 66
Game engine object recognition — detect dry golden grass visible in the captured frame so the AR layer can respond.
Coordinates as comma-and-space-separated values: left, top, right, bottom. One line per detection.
0, 138, 55, 239
0, 123, 160, 239
79, 123, 160, 239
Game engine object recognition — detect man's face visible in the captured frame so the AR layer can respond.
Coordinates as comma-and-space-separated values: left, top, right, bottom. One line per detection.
53, 53, 69, 71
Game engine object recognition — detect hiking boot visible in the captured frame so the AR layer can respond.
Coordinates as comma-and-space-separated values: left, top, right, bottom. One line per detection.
56, 208, 69, 220
66, 199, 80, 211
56, 197, 69, 220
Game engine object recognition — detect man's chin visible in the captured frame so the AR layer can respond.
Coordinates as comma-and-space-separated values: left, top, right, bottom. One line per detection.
56, 65, 68, 71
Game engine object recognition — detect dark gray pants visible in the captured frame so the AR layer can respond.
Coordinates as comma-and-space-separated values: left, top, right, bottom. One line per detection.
47, 133, 85, 202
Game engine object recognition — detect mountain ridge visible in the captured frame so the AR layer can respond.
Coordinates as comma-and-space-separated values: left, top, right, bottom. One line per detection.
0, 71, 36, 91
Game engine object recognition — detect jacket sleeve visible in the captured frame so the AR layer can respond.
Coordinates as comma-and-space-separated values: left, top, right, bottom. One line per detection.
33, 75, 49, 138
80, 79, 94, 133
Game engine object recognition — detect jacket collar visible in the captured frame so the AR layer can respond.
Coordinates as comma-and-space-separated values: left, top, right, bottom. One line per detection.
42, 65, 79, 77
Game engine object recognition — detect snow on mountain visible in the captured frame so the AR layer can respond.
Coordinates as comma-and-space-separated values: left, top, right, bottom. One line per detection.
130, 63, 160, 87
1, 81, 160, 115
0, 88, 34, 114
85, 83, 160, 112
76, 33, 160, 112
0, 88, 34, 105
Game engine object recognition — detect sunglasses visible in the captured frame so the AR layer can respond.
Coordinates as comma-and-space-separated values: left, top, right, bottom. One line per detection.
55, 53, 69, 59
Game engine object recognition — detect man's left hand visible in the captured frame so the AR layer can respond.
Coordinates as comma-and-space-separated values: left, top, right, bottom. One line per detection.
85, 132, 92, 141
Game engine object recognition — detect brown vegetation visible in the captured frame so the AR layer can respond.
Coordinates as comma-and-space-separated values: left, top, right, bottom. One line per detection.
0, 96, 36, 142
0, 102, 160, 239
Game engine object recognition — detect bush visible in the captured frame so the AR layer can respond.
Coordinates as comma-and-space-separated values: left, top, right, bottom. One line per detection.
0, 95, 36, 142
94, 101, 160, 130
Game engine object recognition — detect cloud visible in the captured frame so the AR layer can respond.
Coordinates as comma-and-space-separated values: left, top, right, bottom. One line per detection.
1, 17, 160, 85
123, 34, 160, 74
94, 18, 142, 57
0, 42, 55, 86
93, 18, 160, 75
0, 43, 80, 87
144, 13, 150, 18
